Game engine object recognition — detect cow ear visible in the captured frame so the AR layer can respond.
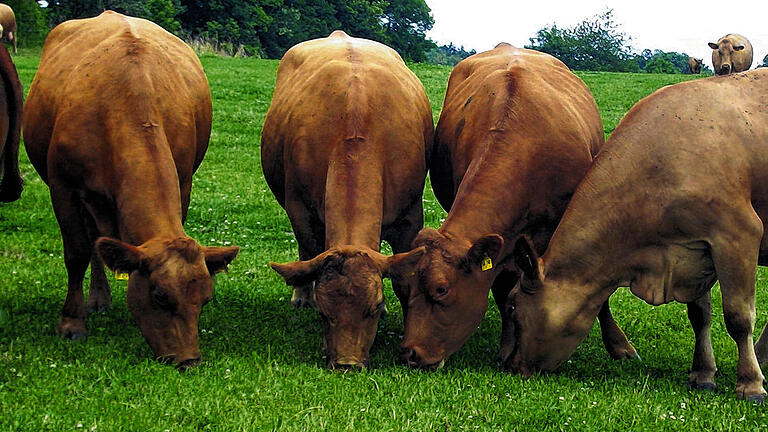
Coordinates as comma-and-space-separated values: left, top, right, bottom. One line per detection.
270, 250, 333, 287
708, 42, 719, 50
734, 44, 745, 51
380, 247, 426, 279
204, 246, 240, 274
96, 237, 143, 273
466, 234, 504, 269
512, 235, 544, 292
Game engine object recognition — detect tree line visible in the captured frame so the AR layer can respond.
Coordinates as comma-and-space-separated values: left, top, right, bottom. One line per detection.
6, 2, 763, 71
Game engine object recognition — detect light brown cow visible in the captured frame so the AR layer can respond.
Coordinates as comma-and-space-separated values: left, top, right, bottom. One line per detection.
687, 57, 702, 74
505, 69, 768, 402
0, 4, 16, 54
708, 34, 752, 75
0, 43, 21, 202
23, 11, 239, 368
262, 30, 433, 369
390, 43, 636, 370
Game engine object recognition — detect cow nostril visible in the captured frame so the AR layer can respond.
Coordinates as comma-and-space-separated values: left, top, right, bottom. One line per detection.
398, 346, 420, 366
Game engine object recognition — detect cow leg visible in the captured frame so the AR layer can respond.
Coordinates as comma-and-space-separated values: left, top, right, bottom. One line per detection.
756, 321, 768, 368
712, 218, 766, 402
285, 200, 323, 309
686, 291, 717, 390
86, 251, 112, 314
597, 299, 639, 360
384, 199, 424, 320
51, 186, 92, 340
493, 270, 520, 365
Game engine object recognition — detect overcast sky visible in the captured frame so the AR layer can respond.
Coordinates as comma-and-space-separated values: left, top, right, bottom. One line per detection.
425, 0, 768, 71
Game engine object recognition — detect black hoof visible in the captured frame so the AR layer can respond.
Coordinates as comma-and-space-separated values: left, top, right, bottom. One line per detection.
686, 381, 716, 392
746, 394, 766, 404
86, 304, 111, 314
60, 330, 87, 341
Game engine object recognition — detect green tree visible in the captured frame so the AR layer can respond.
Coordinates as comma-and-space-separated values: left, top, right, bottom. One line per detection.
381, 0, 434, 62
760, 54, 768, 68
526, 9, 639, 72
4, 0, 49, 46
143, 0, 183, 33
47, 0, 146, 24
425, 43, 475, 66
644, 56, 677, 74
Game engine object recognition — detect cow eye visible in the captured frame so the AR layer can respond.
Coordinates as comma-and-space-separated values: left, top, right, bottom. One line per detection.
373, 300, 386, 315
434, 286, 448, 297
151, 287, 173, 310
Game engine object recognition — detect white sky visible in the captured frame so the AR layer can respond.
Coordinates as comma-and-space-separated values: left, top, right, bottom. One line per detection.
425, 0, 768, 71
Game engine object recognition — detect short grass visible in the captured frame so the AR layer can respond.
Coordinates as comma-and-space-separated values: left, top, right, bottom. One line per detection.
1, 49, 767, 431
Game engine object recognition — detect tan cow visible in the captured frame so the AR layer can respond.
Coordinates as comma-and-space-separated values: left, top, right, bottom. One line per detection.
0, 43, 21, 202
505, 69, 768, 402
262, 30, 433, 369
708, 34, 752, 75
687, 57, 702, 74
23, 11, 239, 368
390, 43, 636, 370
0, 4, 16, 54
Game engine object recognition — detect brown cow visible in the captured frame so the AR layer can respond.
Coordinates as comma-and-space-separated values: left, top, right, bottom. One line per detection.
0, 43, 21, 202
23, 11, 239, 368
391, 43, 637, 370
262, 30, 433, 370
0, 4, 16, 54
505, 69, 768, 402
687, 57, 702, 74
708, 34, 752, 75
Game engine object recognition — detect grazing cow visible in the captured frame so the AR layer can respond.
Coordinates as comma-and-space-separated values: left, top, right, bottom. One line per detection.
23, 11, 239, 368
687, 57, 702, 74
0, 4, 16, 54
262, 30, 433, 370
391, 43, 637, 370
0, 43, 21, 202
505, 69, 768, 402
708, 34, 752, 75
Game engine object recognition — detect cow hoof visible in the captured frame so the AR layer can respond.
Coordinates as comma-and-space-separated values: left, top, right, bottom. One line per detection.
0, 179, 23, 203
58, 319, 87, 340
86, 303, 111, 315
607, 344, 639, 361
687, 381, 717, 392
736, 383, 767, 402
747, 394, 766, 404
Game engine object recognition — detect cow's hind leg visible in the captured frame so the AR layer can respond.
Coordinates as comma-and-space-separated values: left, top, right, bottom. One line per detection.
86, 251, 112, 314
51, 186, 92, 340
598, 299, 639, 360
285, 200, 323, 309
712, 214, 766, 402
686, 291, 718, 390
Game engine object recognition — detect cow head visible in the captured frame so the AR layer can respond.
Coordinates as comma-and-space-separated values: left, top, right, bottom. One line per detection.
392, 228, 503, 369
271, 246, 425, 370
96, 236, 239, 369
709, 39, 745, 75
498, 236, 599, 375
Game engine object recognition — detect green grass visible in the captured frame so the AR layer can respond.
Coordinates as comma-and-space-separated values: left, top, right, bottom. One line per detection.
1, 50, 767, 431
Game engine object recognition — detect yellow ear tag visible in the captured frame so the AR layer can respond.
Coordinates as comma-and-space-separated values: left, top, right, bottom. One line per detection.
481, 256, 493, 272
115, 271, 130, 281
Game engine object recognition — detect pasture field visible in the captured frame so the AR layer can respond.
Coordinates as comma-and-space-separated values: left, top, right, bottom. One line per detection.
1, 51, 767, 431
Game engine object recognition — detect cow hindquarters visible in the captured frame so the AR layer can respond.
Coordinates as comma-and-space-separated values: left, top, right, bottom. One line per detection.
51, 185, 93, 340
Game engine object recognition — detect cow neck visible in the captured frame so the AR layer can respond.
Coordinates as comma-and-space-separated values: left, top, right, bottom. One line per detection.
543, 151, 643, 292
439, 141, 532, 246
323, 139, 383, 250
112, 126, 186, 245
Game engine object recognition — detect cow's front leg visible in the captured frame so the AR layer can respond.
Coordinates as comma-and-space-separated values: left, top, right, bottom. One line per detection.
686, 291, 718, 390
597, 299, 639, 360
712, 222, 766, 402
86, 251, 112, 314
51, 187, 92, 340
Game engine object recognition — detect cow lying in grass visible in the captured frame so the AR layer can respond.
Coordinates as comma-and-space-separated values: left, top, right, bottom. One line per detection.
505, 68, 768, 402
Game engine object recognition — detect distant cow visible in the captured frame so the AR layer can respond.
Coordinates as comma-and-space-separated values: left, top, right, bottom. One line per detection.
23, 11, 239, 368
0, 43, 21, 202
505, 68, 768, 402
708, 34, 752, 75
262, 30, 433, 369
687, 57, 702, 74
390, 43, 636, 370
0, 4, 16, 54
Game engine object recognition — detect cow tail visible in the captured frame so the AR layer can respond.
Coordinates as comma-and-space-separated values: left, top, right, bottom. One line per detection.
0, 43, 22, 202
